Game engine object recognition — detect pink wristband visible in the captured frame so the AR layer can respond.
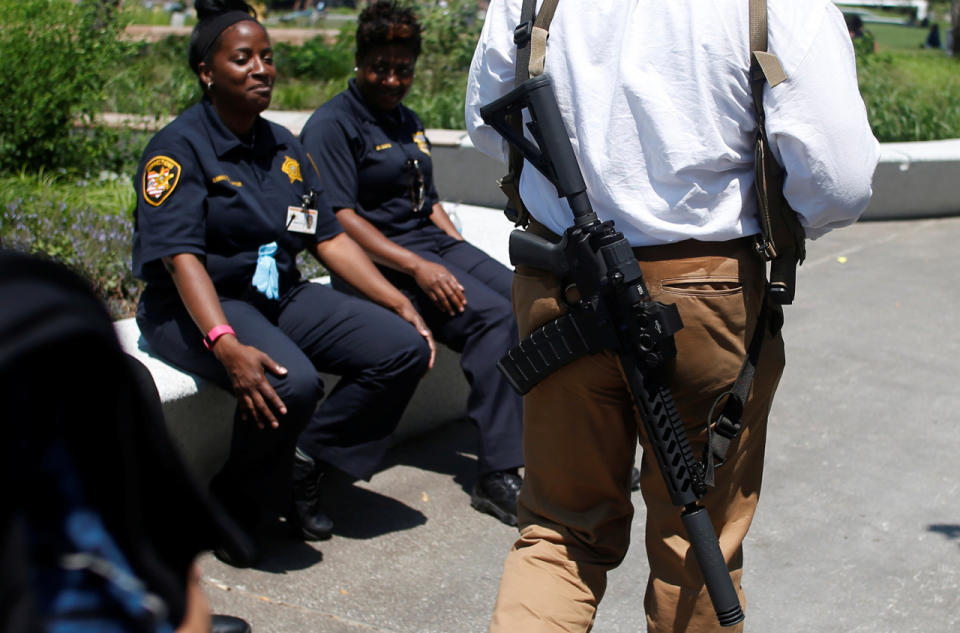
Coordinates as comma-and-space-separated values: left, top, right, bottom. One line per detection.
203, 324, 236, 350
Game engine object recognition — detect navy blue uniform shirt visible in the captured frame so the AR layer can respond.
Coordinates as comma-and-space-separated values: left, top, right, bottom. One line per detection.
299, 79, 440, 238
132, 98, 342, 299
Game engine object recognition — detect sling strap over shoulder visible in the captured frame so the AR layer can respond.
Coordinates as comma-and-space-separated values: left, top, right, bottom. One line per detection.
494, 0, 798, 484
704, 0, 803, 485
749, 0, 806, 306
499, 0, 561, 227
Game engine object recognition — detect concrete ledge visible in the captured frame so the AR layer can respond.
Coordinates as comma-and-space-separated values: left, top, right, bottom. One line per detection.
99, 107, 960, 219
116, 203, 511, 483
263, 112, 960, 220
117, 319, 471, 484
867, 139, 960, 219
426, 130, 960, 221
122, 24, 339, 45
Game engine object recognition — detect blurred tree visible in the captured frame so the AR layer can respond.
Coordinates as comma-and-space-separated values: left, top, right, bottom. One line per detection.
952, 1, 960, 55
0, 0, 129, 173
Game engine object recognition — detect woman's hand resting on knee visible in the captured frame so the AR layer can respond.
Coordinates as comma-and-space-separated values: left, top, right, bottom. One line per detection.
211, 335, 288, 429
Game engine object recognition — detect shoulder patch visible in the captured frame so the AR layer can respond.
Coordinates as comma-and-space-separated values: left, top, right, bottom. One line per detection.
142, 155, 182, 206
281, 155, 303, 184
413, 131, 431, 157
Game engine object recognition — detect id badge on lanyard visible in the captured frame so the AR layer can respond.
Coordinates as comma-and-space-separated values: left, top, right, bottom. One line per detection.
286, 189, 320, 234
286, 206, 317, 234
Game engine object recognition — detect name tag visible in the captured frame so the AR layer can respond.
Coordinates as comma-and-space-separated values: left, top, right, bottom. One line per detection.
286, 206, 317, 234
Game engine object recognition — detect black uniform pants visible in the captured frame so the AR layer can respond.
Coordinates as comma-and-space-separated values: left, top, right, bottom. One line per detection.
337, 225, 523, 474
137, 281, 431, 505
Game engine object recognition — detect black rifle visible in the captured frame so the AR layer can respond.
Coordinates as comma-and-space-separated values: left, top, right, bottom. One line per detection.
480, 73, 744, 627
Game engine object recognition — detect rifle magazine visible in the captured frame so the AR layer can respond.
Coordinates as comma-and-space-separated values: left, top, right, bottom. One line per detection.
497, 312, 594, 395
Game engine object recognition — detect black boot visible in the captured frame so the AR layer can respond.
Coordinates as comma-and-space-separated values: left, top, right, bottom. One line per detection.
211, 615, 252, 633
291, 448, 334, 541
212, 539, 260, 569
470, 469, 522, 527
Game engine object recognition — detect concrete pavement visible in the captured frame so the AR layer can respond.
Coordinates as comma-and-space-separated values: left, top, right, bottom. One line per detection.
200, 215, 960, 633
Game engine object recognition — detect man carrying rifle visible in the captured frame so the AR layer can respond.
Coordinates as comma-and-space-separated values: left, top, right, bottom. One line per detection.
465, 1, 878, 631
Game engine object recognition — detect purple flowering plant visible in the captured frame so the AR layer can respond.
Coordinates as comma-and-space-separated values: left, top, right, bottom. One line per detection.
1, 190, 142, 320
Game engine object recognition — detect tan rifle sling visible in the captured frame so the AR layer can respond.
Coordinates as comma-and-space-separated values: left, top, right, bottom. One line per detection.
499, 0, 560, 227
707, 0, 809, 483
750, 0, 807, 305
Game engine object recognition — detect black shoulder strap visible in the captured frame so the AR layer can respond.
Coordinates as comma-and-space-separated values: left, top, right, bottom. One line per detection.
515, 0, 538, 87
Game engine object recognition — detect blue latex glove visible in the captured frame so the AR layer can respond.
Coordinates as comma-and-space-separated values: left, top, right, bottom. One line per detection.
252, 242, 279, 300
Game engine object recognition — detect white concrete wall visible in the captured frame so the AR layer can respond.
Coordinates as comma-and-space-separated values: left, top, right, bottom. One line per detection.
868, 139, 960, 219
420, 127, 960, 222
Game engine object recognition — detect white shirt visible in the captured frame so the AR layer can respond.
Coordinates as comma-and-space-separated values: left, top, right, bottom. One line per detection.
466, 0, 880, 245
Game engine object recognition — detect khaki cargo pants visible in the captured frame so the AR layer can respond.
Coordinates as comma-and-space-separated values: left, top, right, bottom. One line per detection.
490, 234, 785, 633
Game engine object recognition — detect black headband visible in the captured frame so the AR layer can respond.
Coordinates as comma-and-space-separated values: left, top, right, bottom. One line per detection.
189, 11, 259, 73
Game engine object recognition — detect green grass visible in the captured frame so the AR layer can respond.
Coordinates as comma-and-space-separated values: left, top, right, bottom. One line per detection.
122, 4, 196, 26
868, 23, 933, 51
857, 47, 960, 141
0, 172, 135, 218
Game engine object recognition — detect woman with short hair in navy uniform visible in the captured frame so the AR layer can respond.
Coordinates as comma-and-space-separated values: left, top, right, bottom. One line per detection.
299, 1, 523, 526
132, 0, 436, 563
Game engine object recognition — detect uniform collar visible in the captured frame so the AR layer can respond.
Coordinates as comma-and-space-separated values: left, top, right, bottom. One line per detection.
346, 78, 407, 128
200, 97, 284, 157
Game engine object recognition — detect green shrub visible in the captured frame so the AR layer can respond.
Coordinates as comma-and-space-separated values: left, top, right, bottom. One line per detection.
856, 47, 960, 142
0, 0, 130, 173
103, 36, 201, 116
417, 0, 484, 75
406, 74, 470, 130
268, 0, 483, 127
408, 0, 484, 129
91, 0, 482, 132
270, 78, 346, 110
0, 173, 330, 316
275, 30, 355, 81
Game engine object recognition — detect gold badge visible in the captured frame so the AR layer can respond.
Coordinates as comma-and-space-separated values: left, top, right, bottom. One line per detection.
281, 156, 302, 184
413, 131, 431, 156
142, 156, 181, 207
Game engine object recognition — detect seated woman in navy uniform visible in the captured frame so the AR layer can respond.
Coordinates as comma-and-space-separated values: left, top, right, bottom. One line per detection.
132, 0, 435, 562
299, 1, 523, 526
